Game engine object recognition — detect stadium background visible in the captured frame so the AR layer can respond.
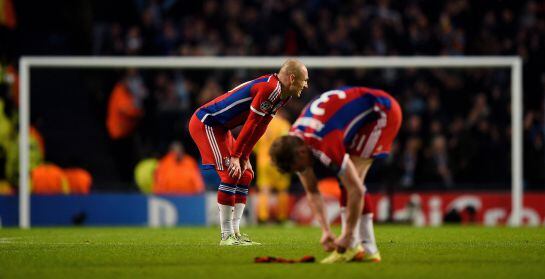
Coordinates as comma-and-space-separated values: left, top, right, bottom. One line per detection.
0, 0, 544, 226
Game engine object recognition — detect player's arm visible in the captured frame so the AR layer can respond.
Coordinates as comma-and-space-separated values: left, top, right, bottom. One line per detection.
229, 111, 272, 178
230, 84, 276, 178
336, 156, 365, 251
297, 167, 336, 251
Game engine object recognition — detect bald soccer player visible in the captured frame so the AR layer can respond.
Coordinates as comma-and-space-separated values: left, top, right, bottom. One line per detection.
189, 59, 309, 245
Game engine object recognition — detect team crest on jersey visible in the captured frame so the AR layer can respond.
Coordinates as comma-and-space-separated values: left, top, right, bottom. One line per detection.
260, 100, 273, 112
223, 157, 231, 167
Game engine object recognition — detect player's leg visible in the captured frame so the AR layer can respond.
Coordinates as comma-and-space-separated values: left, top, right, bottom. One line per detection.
338, 186, 361, 249
215, 129, 245, 245
233, 168, 251, 235
348, 97, 402, 261
323, 156, 379, 263
233, 168, 261, 245
360, 193, 379, 260
321, 181, 365, 264
321, 162, 372, 263
350, 156, 381, 262
216, 169, 240, 245
189, 116, 239, 245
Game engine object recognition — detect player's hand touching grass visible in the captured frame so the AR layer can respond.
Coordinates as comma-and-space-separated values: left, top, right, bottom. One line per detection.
334, 232, 353, 253
320, 230, 336, 252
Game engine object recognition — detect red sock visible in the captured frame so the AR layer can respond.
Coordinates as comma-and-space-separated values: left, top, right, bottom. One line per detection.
339, 187, 373, 214
340, 187, 347, 207
217, 183, 236, 206
362, 192, 373, 214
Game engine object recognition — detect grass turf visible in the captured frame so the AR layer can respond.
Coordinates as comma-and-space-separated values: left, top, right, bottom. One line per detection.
1, 226, 544, 278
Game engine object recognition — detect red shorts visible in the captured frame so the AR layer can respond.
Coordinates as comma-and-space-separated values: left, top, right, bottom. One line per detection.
189, 114, 234, 171
346, 96, 402, 159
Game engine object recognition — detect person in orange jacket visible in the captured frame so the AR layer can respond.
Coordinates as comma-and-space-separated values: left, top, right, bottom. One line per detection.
64, 168, 92, 194
106, 69, 146, 140
31, 163, 69, 195
106, 70, 147, 185
153, 142, 204, 195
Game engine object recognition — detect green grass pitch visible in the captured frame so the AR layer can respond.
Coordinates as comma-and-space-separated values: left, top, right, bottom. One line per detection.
1, 226, 544, 278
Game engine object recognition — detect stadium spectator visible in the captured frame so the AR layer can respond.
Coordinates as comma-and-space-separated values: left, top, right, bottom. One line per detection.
106, 70, 147, 140
153, 142, 204, 195
31, 163, 69, 195
106, 69, 147, 185
64, 168, 92, 195
152, 72, 193, 151
425, 135, 454, 187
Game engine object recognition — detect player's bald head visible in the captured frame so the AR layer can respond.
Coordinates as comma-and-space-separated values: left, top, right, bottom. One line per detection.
279, 59, 307, 78
278, 59, 309, 98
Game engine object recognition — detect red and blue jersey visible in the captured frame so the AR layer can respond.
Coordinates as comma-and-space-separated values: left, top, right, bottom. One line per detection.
290, 86, 402, 175
195, 74, 291, 160
196, 74, 287, 129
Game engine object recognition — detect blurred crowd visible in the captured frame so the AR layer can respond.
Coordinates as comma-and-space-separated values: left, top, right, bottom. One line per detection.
91, 0, 545, 189
93, 0, 544, 58
0, 0, 544, 194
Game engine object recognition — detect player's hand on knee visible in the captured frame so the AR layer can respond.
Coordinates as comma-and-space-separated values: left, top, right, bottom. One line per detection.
242, 159, 253, 172
320, 231, 336, 252
228, 157, 242, 179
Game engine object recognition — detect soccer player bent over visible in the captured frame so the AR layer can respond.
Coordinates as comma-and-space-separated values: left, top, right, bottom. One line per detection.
189, 59, 309, 246
269, 86, 402, 263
